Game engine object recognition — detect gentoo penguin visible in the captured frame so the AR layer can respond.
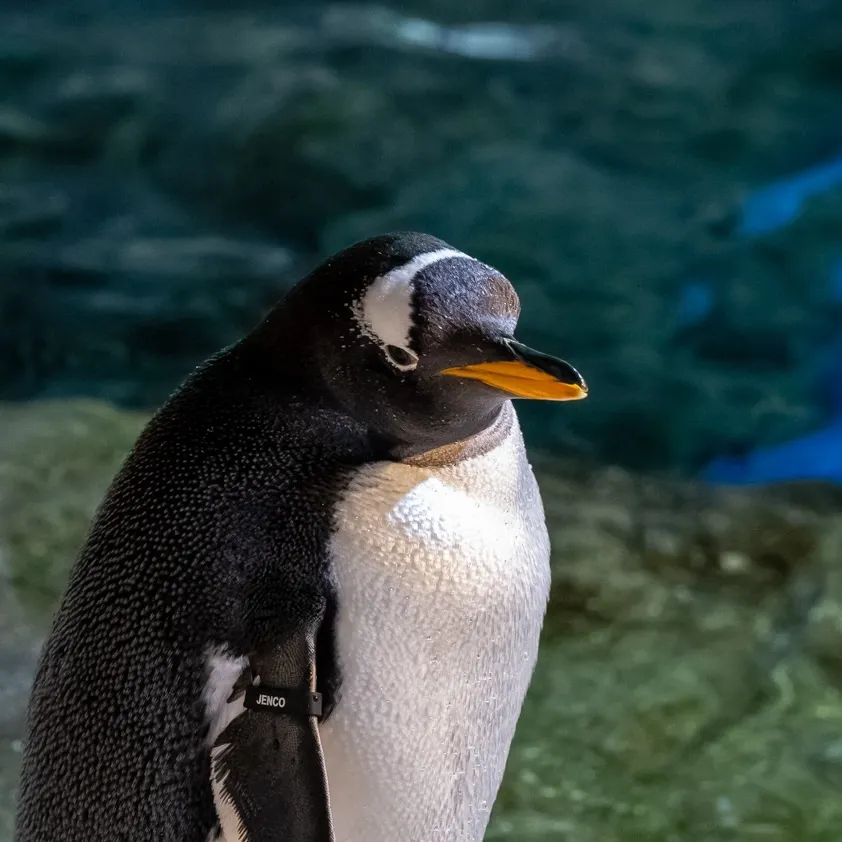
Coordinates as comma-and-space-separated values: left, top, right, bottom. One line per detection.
14, 232, 586, 842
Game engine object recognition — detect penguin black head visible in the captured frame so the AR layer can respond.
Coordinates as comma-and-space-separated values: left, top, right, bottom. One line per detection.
252, 232, 587, 456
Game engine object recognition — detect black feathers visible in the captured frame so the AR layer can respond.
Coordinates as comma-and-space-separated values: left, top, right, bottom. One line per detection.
15, 345, 371, 842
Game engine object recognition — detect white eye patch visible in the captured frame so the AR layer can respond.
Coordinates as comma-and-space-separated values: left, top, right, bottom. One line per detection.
351, 248, 470, 371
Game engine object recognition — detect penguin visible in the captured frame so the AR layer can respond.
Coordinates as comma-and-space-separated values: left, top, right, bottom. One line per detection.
14, 232, 587, 842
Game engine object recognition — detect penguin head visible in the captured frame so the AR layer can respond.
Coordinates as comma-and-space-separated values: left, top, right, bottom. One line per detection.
258, 232, 587, 455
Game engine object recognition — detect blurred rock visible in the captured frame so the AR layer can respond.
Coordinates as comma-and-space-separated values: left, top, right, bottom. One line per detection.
2, 400, 842, 840
494, 454, 842, 842
0, 401, 147, 614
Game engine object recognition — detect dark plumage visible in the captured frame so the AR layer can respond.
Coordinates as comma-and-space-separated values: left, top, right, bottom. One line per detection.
16, 342, 370, 840
15, 232, 585, 842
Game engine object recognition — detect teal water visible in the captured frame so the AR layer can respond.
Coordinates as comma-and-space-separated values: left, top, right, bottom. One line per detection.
2, 1, 841, 472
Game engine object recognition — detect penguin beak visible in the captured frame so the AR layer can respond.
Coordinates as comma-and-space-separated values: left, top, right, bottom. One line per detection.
441, 339, 588, 401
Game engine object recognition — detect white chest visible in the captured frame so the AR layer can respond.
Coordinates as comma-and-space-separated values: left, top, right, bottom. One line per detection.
319, 411, 551, 842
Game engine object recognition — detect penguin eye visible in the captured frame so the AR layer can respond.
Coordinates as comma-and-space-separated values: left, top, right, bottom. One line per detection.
384, 344, 419, 371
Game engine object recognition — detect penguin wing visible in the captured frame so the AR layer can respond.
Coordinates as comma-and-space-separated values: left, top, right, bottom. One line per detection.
210, 616, 334, 842
211, 708, 332, 842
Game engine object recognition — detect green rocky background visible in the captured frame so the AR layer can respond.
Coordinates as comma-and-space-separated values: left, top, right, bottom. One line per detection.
3, 1, 842, 839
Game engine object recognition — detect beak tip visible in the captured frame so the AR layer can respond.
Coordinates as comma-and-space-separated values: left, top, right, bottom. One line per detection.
563, 381, 588, 401
555, 365, 587, 401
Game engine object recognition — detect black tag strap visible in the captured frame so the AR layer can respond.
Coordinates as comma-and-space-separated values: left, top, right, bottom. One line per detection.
243, 685, 323, 719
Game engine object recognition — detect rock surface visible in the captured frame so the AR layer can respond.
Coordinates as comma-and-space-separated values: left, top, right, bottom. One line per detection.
2, 400, 841, 841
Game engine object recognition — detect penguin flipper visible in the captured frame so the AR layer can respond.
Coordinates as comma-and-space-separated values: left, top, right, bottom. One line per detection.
210, 616, 334, 842
211, 710, 332, 842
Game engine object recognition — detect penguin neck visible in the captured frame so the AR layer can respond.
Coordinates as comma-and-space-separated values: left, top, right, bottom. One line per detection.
397, 401, 515, 468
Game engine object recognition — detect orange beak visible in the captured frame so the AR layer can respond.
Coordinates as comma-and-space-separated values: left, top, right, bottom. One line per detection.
442, 340, 587, 401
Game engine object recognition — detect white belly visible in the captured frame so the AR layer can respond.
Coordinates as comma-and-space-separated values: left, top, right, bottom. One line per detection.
319, 408, 551, 842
